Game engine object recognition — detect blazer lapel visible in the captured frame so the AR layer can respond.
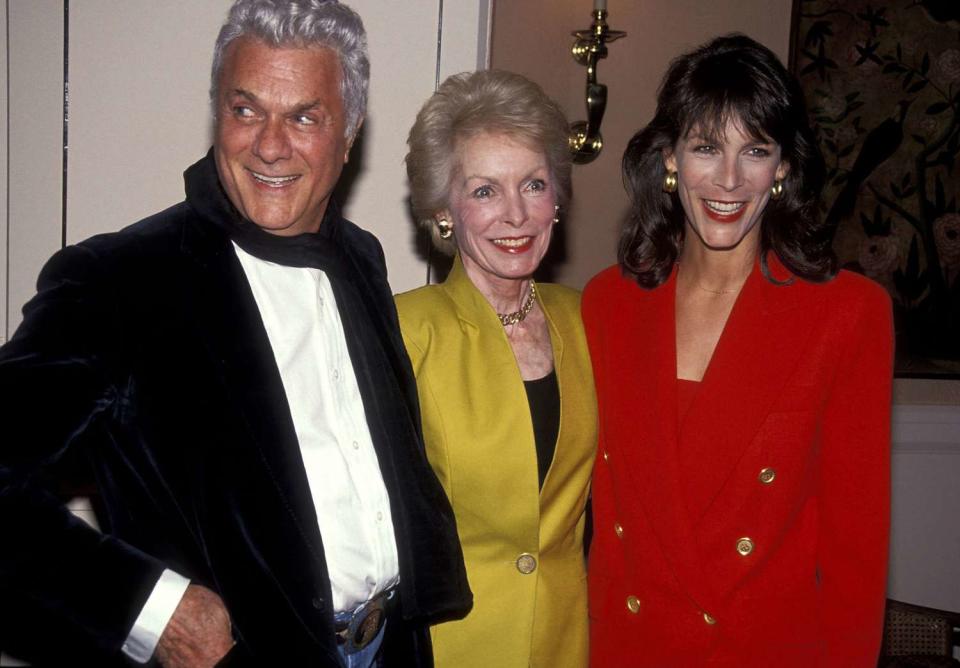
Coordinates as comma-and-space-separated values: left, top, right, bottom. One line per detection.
680, 258, 815, 524
609, 270, 721, 608
179, 221, 326, 564
441, 255, 544, 520
337, 231, 424, 442
538, 290, 564, 498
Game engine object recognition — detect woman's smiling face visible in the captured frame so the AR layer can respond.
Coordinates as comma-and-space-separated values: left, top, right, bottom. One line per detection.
665, 118, 788, 252
442, 131, 557, 285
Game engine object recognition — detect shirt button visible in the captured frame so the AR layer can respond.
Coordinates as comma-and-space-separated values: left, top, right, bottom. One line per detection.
703, 612, 717, 625
376, 511, 383, 521
758, 467, 776, 484
332, 369, 341, 381
626, 595, 641, 614
736, 537, 755, 556
614, 522, 624, 538
516, 553, 537, 574
352, 440, 360, 450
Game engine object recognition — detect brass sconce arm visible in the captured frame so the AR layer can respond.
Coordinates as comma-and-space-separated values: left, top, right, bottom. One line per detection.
569, 10, 625, 164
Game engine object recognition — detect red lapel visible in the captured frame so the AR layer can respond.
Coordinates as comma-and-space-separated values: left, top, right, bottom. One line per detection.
604, 267, 722, 611
680, 258, 817, 526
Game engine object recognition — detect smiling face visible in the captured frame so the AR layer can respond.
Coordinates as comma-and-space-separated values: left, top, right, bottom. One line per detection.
665, 118, 788, 253
440, 132, 557, 290
214, 36, 354, 236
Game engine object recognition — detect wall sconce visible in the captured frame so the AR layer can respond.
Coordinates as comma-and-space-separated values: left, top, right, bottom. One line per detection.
568, 3, 626, 164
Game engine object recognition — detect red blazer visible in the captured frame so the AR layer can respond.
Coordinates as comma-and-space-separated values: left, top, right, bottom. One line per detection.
582, 261, 892, 667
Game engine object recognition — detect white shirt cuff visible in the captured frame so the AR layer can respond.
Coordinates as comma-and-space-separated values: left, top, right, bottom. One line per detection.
121, 569, 191, 663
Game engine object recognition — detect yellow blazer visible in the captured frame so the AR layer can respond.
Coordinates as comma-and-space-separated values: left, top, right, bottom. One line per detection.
395, 257, 597, 668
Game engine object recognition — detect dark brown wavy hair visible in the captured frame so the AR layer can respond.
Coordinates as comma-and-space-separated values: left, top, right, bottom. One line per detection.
619, 34, 836, 288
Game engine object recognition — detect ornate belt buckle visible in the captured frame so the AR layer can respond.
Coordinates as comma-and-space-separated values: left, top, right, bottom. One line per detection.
344, 595, 387, 651
352, 606, 384, 649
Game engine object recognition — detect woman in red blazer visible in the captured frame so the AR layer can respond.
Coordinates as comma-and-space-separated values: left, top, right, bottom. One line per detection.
583, 34, 892, 666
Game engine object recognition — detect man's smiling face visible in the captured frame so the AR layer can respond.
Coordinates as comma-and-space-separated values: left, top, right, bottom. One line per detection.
214, 36, 353, 236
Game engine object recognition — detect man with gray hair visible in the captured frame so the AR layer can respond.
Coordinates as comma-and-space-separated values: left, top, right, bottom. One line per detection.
0, 1, 470, 666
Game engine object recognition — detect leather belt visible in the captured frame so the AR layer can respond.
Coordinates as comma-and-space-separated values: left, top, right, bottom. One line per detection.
334, 586, 398, 652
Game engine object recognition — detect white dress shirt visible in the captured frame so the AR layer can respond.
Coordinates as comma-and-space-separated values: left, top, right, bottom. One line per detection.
123, 243, 400, 662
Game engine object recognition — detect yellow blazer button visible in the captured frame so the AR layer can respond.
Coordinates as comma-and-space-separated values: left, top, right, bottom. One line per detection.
736, 537, 755, 556
703, 612, 717, 625
614, 522, 624, 538
516, 553, 537, 574
626, 595, 641, 614
758, 467, 776, 484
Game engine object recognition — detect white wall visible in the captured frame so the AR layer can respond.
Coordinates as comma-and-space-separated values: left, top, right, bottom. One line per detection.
889, 406, 960, 612
5, 0, 64, 342
0, 2, 7, 344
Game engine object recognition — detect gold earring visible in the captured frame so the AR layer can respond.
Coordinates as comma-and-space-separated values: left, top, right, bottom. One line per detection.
552, 204, 560, 224
770, 179, 784, 200
663, 171, 678, 193
437, 218, 453, 240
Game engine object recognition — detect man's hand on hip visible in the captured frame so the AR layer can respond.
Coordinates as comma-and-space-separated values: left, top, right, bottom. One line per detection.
155, 584, 235, 668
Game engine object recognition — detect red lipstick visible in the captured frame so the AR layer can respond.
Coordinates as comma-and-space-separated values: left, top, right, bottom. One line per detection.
701, 200, 747, 223
491, 236, 534, 254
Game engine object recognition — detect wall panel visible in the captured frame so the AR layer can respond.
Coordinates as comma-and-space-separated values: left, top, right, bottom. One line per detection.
1, 2, 8, 342
6, 0, 63, 335
66, 0, 233, 246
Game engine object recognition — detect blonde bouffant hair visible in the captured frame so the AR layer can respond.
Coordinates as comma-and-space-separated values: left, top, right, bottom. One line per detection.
405, 69, 572, 255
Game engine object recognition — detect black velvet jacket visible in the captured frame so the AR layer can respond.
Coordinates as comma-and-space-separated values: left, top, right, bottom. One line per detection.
0, 153, 471, 665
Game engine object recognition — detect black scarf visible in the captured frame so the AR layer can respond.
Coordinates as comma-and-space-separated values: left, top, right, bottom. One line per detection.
184, 149, 351, 278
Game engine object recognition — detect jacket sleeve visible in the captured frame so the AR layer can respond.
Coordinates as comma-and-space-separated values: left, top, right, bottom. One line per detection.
0, 243, 167, 661
817, 281, 893, 665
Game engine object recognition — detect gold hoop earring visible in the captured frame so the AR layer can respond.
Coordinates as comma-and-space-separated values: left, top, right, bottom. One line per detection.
770, 179, 784, 200
552, 204, 560, 224
436, 218, 453, 240
663, 171, 678, 193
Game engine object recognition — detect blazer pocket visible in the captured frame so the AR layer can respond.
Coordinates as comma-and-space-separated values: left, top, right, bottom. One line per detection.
753, 410, 819, 479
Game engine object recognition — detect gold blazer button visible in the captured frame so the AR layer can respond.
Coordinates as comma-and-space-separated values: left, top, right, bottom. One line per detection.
736, 537, 755, 556
703, 612, 717, 625
758, 467, 776, 484
516, 553, 537, 574
626, 595, 641, 614
614, 522, 624, 538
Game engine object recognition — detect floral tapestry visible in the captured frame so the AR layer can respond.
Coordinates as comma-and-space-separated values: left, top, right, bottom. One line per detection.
790, 0, 960, 376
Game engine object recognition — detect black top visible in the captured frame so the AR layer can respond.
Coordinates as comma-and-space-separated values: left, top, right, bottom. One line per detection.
524, 370, 560, 489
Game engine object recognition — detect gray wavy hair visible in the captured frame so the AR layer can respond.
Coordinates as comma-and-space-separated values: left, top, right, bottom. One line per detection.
210, 0, 369, 138
405, 69, 572, 255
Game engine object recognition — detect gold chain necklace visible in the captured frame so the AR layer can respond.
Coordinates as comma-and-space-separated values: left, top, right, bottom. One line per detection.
497, 280, 537, 326
695, 283, 739, 295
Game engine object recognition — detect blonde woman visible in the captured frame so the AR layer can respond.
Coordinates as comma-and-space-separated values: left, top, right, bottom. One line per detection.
395, 70, 597, 668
